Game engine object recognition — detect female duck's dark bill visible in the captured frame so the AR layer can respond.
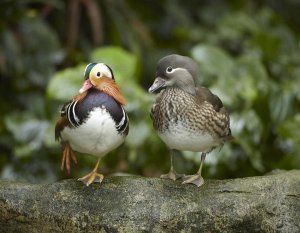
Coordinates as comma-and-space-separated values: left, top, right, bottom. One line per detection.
148, 77, 166, 93
79, 79, 93, 93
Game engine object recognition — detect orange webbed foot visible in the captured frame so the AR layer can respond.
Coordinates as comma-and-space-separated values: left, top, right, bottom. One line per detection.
78, 158, 103, 186
78, 171, 104, 186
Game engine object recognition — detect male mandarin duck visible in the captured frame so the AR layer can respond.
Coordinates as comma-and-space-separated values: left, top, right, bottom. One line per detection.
148, 54, 232, 187
55, 63, 129, 186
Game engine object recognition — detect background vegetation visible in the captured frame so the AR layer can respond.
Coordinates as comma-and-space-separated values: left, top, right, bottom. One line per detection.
1, 0, 299, 183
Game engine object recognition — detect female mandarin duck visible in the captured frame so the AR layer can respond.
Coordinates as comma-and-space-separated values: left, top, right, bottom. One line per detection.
149, 54, 232, 187
55, 63, 129, 186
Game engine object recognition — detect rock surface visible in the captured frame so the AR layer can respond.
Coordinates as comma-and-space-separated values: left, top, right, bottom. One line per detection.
0, 170, 300, 233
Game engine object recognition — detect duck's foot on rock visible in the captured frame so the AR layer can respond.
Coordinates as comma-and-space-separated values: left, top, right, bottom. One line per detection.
160, 170, 184, 181
78, 171, 104, 186
182, 174, 204, 187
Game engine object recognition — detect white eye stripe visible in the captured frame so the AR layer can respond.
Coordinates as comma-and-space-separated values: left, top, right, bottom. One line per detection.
166, 67, 184, 74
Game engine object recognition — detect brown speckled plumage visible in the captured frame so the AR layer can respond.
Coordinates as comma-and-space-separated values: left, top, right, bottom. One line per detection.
151, 87, 231, 140
149, 54, 233, 187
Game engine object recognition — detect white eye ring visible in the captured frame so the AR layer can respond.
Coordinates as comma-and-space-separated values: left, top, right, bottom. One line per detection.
166, 66, 173, 73
96, 71, 101, 77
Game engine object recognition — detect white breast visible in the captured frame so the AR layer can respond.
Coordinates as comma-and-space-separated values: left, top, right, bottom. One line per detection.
61, 107, 125, 157
158, 122, 220, 152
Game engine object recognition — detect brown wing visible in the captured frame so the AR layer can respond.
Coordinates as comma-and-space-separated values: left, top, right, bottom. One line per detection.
55, 116, 69, 141
55, 100, 72, 141
195, 86, 223, 112
195, 86, 233, 140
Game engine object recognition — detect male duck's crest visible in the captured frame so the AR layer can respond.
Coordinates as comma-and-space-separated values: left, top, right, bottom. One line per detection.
84, 63, 115, 80
77, 63, 126, 105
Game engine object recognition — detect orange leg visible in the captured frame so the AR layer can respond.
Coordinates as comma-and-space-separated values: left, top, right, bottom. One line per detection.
61, 142, 77, 174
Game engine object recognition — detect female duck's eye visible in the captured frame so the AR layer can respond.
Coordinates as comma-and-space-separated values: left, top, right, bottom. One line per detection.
96, 72, 101, 77
166, 66, 173, 73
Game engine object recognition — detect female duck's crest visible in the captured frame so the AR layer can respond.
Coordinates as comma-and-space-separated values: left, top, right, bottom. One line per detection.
148, 54, 199, 96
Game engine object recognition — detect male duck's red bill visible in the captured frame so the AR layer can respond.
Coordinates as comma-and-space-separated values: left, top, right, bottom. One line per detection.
79, 79, 93, 93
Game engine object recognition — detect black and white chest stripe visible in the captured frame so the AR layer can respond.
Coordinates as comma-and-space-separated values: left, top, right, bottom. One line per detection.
115, 106, 129, 134
61, 100, 128, 134
63, 100, 80, 127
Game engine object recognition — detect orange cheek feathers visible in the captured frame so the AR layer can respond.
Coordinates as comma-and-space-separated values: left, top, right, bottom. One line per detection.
95, 77, 126, 105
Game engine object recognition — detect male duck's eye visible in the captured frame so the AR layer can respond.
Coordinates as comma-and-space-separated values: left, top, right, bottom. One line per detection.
166, 66, 173, 73
96, 72, 101, 77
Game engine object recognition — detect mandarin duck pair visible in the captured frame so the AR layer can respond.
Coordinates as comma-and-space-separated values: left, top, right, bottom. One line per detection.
55, 55, 232, 187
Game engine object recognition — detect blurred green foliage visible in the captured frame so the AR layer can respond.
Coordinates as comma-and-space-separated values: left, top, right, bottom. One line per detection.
0, 0, 299, 183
